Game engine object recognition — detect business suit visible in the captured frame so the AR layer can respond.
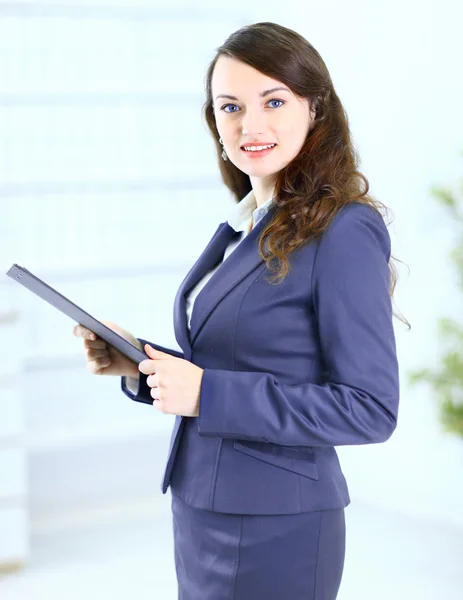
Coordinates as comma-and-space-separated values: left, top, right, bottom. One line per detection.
121, 195, 399, 598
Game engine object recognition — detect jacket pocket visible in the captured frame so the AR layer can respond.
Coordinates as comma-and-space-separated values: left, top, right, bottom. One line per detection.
233, 440, 319, 480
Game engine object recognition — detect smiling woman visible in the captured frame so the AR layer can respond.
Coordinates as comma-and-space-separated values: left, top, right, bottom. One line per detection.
211, 62, 315, 203
117, 20, 403, 600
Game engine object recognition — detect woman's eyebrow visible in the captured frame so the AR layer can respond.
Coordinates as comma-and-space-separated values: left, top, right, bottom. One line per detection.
215, 86, 291, 101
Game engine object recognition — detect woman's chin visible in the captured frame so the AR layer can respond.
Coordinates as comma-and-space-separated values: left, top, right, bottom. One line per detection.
237, 163, 280, 179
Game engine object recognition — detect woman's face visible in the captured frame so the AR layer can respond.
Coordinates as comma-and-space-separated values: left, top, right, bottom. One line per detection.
212, 55, 315, 182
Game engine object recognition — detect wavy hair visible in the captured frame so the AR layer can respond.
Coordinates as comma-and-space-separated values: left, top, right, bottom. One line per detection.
202, 22, 409, 327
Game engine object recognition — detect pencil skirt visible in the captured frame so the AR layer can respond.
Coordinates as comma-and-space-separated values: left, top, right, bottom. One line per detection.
171, 489, 346, 600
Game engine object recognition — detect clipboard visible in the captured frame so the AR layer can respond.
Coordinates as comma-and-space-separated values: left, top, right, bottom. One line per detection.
5, 263, 148, 365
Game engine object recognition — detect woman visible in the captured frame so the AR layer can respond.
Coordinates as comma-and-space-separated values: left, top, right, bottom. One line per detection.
74, 22, 403, 600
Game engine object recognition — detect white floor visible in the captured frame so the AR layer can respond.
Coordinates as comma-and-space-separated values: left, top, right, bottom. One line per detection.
1, 494, 462, 600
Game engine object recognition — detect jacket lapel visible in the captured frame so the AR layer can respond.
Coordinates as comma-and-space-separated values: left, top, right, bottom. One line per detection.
189, 208, 275, 346
173, 221, 240, 356
174, 206, 276, 353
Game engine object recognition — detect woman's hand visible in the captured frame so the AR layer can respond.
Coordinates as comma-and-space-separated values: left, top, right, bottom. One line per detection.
73, 321, 141, 378
139, 344, 204, 417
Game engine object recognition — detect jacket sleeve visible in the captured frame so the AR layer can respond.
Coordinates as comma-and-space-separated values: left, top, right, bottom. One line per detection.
121, 338, 184, 402
197, 204, 400, 447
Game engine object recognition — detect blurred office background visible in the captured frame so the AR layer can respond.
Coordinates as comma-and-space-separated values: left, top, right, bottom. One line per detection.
0, 0, 462, 598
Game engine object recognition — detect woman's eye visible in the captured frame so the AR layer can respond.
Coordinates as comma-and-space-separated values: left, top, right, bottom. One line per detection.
268, 99, 284, 108
222, 104, 239, 113
221, 99, 285, 113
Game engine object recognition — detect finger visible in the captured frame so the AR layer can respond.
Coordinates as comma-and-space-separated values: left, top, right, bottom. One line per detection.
83, 338, 107, 350
73, 324, 85, 338
138, 360, 157, 375
146, 373, 158, 388
73, 325, 82, 337
144, 344, 170, 359
86, 348, 108, 361
74, 325, 96, 340
87, 357, 111, 374
150, 386, 161, 403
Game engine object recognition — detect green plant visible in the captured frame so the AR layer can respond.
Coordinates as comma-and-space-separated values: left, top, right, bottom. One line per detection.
408, 153, 463, 438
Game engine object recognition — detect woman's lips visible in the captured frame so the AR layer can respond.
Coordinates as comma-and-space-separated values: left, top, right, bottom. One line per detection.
240, 144, 277, 158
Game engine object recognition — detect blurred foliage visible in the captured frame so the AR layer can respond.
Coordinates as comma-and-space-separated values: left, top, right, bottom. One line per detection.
408, 152, 463, 438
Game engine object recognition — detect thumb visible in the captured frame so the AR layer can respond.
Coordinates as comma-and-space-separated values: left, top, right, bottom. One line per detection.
144, 344, 171, 359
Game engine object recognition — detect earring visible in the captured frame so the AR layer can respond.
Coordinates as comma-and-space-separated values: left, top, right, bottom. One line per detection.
219, 137, 227, 161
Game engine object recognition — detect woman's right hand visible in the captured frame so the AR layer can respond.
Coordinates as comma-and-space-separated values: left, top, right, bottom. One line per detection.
73, 320, 142, 378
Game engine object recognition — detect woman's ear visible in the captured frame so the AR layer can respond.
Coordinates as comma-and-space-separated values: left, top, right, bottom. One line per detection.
308, 101, 317, 133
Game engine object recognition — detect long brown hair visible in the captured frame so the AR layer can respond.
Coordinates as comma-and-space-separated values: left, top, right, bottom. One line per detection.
203, 22, 409, 327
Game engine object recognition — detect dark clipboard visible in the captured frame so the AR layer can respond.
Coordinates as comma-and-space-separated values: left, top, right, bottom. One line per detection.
6, 264, 148, 365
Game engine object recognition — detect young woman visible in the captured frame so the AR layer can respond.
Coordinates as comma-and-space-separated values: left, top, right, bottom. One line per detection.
74, 21, 403, 600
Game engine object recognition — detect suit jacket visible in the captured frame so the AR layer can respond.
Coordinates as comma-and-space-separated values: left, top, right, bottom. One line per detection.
122, 201, 399, 514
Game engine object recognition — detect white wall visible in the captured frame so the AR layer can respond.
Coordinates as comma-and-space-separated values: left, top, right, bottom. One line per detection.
0, 187, 29, 566
1, 0, 462, 540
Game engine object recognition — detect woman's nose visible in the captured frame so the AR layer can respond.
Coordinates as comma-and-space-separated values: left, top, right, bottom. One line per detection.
240, 108, 267, 135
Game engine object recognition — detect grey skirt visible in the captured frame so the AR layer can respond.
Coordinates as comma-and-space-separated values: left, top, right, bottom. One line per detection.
171, 489, 346, 600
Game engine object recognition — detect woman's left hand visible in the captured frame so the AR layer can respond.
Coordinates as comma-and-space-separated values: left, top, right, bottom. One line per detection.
138, 344, 204, 417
